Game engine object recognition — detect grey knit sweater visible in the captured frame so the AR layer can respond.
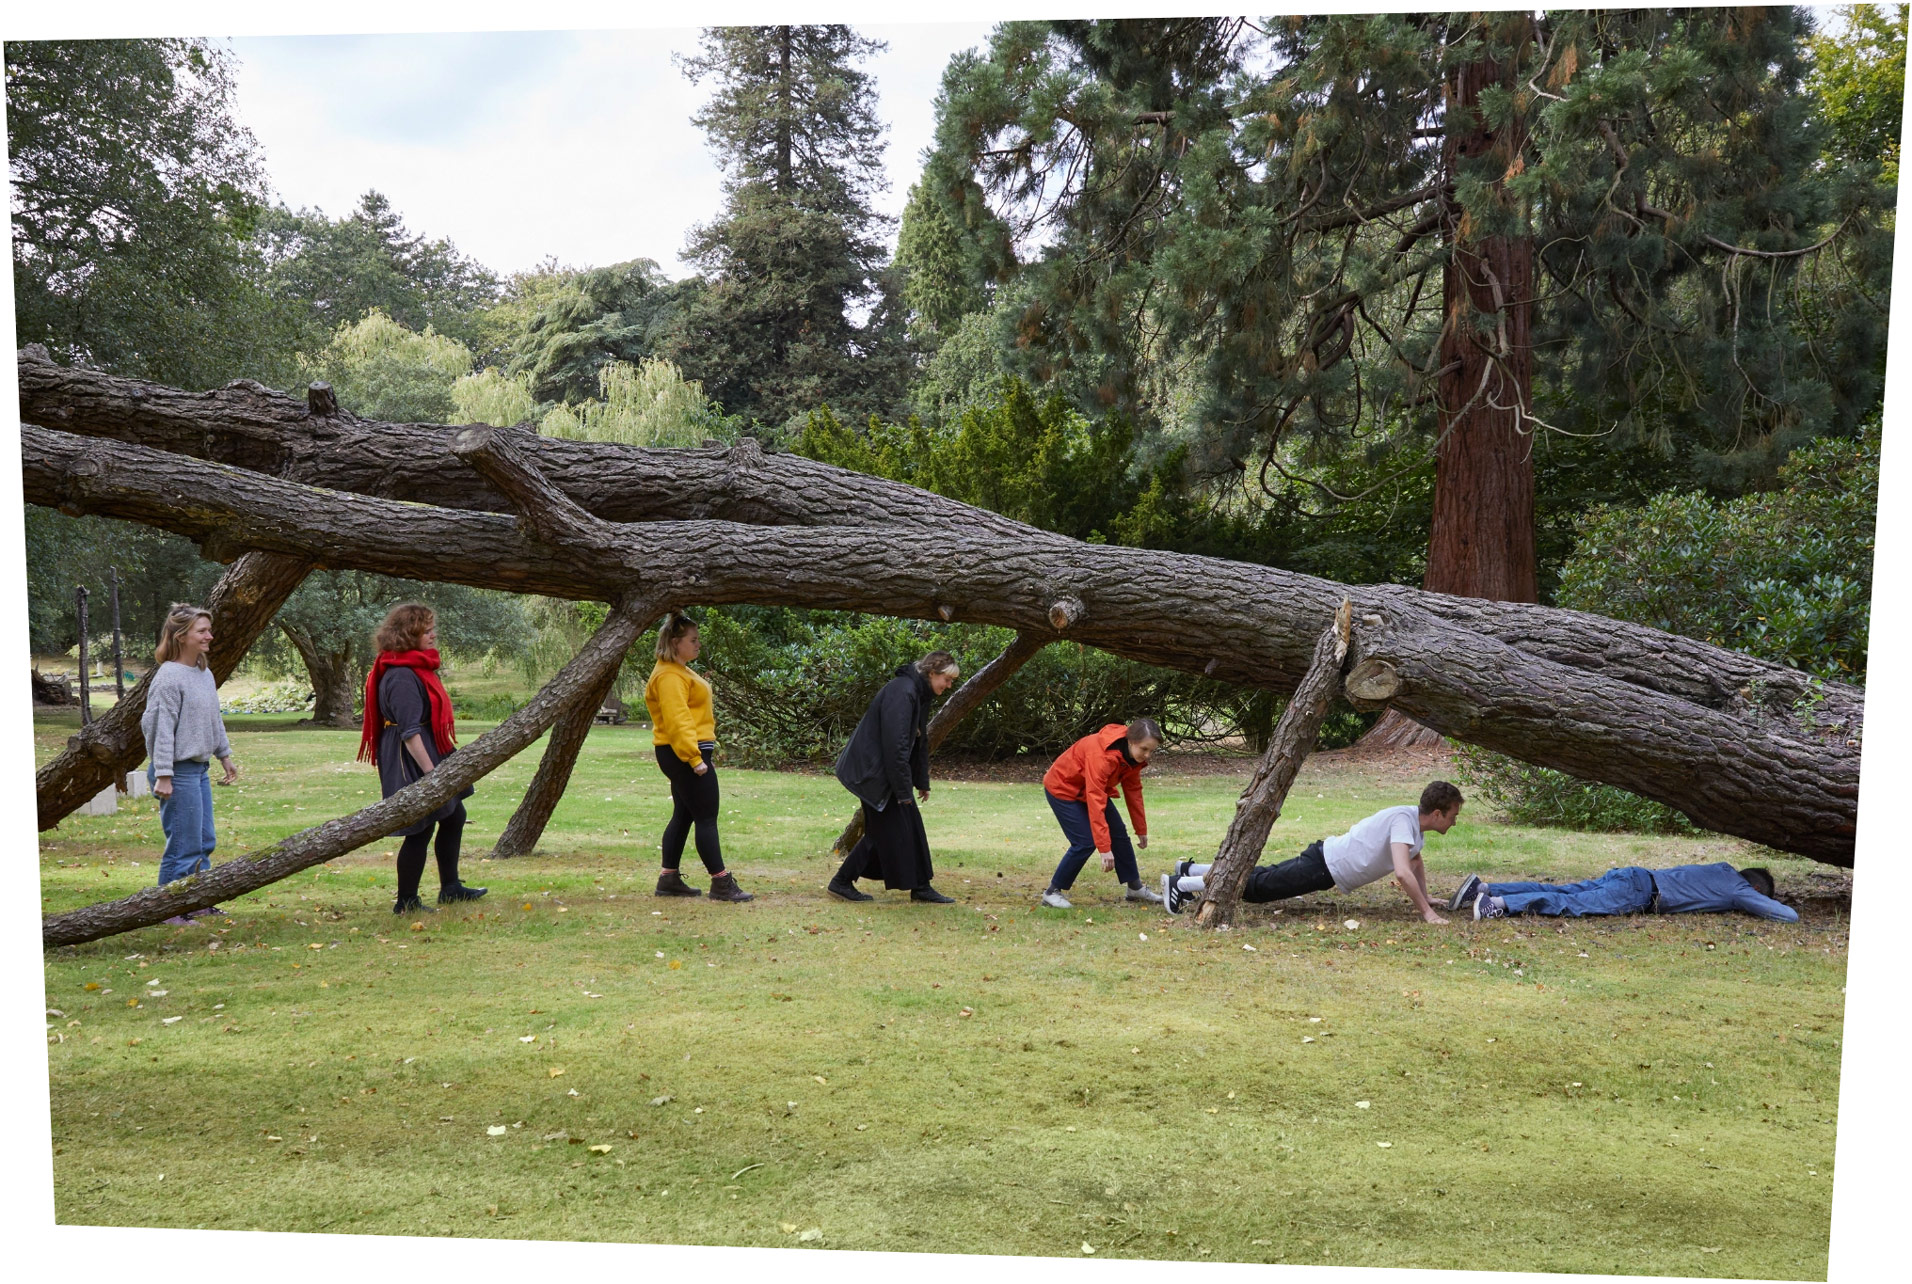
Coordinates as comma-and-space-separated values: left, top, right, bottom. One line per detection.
141, 661, 232, 777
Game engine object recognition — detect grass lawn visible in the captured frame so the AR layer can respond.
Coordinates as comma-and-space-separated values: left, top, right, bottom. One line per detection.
36, 712, 1848, 1278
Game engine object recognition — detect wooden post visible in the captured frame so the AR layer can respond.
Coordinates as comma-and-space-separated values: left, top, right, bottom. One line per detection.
832, 631, 1050, 854
75, 585, 91, 726
1191, 600, 1354, 929
109, 565, 124, 702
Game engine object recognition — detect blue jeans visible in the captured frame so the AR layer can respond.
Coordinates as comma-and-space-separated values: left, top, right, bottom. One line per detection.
1045, 790, 1140, 890
1489, 866, 1655, 917
151, 760, 216, 886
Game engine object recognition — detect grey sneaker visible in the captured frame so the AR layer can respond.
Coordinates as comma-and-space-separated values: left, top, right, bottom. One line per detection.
1448, 874, 1484, 912
1126, 882, 1164, 905
1162, 873, 1185, 916
1474, 893, 1507, 921
1040, 889, 1073, 909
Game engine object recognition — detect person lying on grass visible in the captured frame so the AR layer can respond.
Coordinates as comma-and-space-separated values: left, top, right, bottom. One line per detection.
1038, 717, 1164, 909
1450, 863, 1799, 922
1163, 781, 1464, 923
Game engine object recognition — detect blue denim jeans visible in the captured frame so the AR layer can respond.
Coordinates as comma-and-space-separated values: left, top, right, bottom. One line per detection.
1488, 866, 1655, 917
1045, 790, 1140, 890
150, 759, 216, 886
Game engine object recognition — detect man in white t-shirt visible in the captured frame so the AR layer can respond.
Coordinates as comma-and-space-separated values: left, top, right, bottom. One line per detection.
1163, 781, 1464, 923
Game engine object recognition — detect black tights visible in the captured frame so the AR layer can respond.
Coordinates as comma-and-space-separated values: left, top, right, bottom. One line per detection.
396, 801, 467, 900
657, 744, 724, 874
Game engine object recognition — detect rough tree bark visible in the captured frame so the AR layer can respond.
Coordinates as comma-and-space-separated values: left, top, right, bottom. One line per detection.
277, 620, 359, 727
34, 550, 313, 830
490, 664, 624, 859
19, 407, 1864, 863
23, 348, 1857, 733
1193, 602, 1354, 929
832, 630, 1051, 854
42, 594, 659, 948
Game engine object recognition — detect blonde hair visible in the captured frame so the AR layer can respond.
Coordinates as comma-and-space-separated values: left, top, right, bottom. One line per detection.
655, 612, 699, 662
915, 650, 960, 679
375, 602, 436, 653
153, 603, 212, 668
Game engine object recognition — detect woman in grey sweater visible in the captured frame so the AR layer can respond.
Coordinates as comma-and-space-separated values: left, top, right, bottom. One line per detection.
140, 603, 237, 923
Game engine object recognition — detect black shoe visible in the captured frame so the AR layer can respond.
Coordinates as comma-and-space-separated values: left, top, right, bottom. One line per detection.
910, 885, 955, 904
393, 894, 436, 915
827, 877, 873, 902
655, 869, 704, 897
708, 873, 754, 903
1448, 873, 1484, 912
439, 882, 489, 904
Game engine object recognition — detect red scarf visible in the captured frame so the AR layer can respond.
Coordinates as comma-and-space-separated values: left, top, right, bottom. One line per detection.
358, 649, 456, 765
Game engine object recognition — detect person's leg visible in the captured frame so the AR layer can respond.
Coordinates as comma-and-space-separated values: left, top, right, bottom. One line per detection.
688, 747, 727, 876
828, 806, 878, 900
193, 765, 216, 877
1241, 841, 1335, 903
155, 763, 208, 886
395, 825, 431, 907
656, 746, 695, 872
1103, 803, 1141, 887
1496, 868, 1653, 917
435, 801, 486, 901
1044, 792, 1098, 892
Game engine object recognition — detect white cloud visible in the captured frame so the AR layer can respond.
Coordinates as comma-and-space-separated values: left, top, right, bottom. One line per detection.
229, 21, 992, 278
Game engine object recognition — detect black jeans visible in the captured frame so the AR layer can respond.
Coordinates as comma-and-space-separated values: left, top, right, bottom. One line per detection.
396, 799, 467, 900
1242, 840, 1334, 903
656, 743, 724, 874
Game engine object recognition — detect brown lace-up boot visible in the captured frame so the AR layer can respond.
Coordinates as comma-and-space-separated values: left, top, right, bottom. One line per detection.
708, 872, 754, 902
655, 869, 703, 897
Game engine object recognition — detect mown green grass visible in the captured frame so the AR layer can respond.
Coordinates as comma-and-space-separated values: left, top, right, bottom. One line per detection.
37, 713, 1847, 1277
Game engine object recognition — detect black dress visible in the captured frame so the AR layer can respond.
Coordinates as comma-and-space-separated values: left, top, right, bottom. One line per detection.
835, 665, 934, 889
375, 666, 471, 837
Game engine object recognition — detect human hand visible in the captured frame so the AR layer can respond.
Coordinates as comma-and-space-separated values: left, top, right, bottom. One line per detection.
154, 777, 172, 799
1137, 834, 1149, 850
1100, 852, 1115, 873
1422, 908, 1449, 925
220, 758, 238, 785
917, 787, 930, 803
693, 761, 709, 776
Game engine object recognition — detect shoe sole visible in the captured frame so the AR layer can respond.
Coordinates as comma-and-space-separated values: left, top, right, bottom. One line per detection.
827, 886, 872, 903
1448, 875, 1482, 912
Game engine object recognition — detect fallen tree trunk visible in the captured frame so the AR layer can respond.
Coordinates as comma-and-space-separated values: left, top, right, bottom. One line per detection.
42, 593, 657, 948
34, 550, 312, 830
1192, 603, 1353, 929
19, 423, 1861, 863
490, 664, 624, 859
18, 347, 1863, 733
833, 630, 1051, 854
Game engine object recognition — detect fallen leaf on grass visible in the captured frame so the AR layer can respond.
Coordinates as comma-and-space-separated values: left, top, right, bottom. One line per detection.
548, 1067, 565, 1078
1377, 1141, 1393, 1149
667, 960, 682, 970
1301, 1037, 1314, 1044
812, 1075, 827, 1085
1242, 944, 1256, 951
161, 1016, 182, 1025
1344, 920, 1360, 931
409, 922, 424, 933
84, 983, 99, 992
519, 1035, 536, 1043
1356, 1101, 1370, 1109
1080, 1243, 1095, 1255
650, 1095, 673, 1107
780, 1222, 798, 1234
798, 1228, 823, 1243
588, 1145, 612, 1154
487, 1126, 507, 1136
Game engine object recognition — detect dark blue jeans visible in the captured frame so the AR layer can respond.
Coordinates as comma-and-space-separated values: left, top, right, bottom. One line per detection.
1488, 866, 1655, 917
1045, 790, 1140, 890
150, 759, 215, 886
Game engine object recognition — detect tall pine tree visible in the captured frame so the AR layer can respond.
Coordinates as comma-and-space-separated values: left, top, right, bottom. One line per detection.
668, 25, 904, 426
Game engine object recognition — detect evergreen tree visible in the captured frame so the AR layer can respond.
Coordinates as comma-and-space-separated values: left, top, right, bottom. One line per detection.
668, 25, 904, 426
926, 11, 1892, 606
501, 258, 690, 404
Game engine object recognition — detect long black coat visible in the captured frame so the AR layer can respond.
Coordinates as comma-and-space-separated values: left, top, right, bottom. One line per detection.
835, 664, 931, 809
375, 666, 471, 837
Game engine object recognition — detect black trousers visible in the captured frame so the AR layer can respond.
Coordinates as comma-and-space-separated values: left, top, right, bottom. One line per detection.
836, 799, 934, 890
1242, 840, 1335, 903
396, 799, 467, 900
656, 743, 724, 874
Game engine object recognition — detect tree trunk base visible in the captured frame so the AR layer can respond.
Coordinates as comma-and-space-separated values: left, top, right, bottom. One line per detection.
1355, 708, 1448, 751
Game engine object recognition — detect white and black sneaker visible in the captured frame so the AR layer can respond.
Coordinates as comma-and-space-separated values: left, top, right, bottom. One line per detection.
1041, 889, 1073, 909
1474, 893, 1507, 921
1448, 873, 1484, 912
1173, 858, 1194, 882
1162, 873, 1185, 916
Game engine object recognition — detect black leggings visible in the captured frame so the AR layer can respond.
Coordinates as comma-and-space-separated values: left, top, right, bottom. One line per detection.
396, 800, 468, 900
656, 744, 724, 874
1243, 840, 1335, 903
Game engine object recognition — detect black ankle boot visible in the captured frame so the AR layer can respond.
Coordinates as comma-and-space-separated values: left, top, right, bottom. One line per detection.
655, 869, 703, 897
439, 882, 488, 904
910, 885, 955, 904
827, 876, 872, 902
393, 894, 436, 915
708, 872, 754, 903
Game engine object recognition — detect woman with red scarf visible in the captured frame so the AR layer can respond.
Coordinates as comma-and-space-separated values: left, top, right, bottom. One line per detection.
359, 602, 485, 914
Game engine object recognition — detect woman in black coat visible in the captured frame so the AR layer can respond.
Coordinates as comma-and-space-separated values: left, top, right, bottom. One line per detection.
358, 602, 484, 914
827, 651, 960, 903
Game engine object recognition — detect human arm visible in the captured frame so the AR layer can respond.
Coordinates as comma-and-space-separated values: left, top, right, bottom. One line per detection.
1392, 843, 1446, 923
1124, 772, 1148, 849
148, 674, 180, 794
912, 722, 930, 801
1733, 885, 1800, 923
879, 682, 918, 804
404, 733, 435, 776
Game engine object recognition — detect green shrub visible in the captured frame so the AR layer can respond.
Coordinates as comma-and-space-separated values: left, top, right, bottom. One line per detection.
1451, 743, 1697, 835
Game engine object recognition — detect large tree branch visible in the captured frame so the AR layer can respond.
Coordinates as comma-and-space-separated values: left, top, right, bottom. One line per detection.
20, 422, 1860, 864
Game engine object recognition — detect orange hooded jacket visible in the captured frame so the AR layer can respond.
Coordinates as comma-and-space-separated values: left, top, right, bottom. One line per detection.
1042, 723, 1148, 853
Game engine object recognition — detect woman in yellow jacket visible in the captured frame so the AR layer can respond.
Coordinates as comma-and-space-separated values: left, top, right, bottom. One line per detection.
643, 613, 752, 902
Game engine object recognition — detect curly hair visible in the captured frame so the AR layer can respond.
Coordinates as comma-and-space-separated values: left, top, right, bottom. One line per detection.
374, 602, 436, 654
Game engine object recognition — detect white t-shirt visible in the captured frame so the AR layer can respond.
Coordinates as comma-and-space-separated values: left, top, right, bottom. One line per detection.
1321, 805, 1423, 892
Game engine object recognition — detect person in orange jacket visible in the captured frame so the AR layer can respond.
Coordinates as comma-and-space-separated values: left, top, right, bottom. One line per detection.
1039, 718, 1164, 908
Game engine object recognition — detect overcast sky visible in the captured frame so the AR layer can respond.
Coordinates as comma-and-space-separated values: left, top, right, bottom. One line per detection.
227, 23, 995, 280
